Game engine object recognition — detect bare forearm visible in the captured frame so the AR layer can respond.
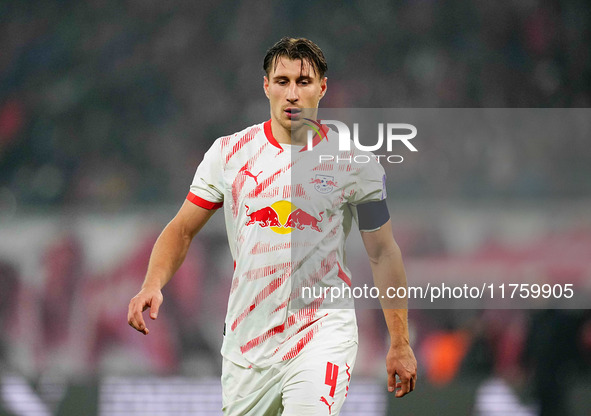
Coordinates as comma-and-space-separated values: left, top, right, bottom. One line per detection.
369, 242, 410, 347
361, 221, 417, 396
142, 221, 192, 290
128, 201, 214, 335
367, 239, 416, 396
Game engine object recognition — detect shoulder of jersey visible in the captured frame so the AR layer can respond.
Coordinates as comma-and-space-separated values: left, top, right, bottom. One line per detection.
216, 122, 268, 157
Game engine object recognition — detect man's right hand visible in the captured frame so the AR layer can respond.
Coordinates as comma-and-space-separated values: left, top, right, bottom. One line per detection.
127, 287, 163, 335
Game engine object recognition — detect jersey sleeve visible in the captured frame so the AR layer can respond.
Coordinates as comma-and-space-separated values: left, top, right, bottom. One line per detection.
346, 155, 389, 231
346, 154, 387, 205
187, 138, 225, 209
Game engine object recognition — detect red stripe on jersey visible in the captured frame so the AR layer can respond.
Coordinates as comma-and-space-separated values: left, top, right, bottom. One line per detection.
249, 241, 314, 255
231, 174, 247, 217
240, 323, 285, 353
313, 161, 335, 172
225, 125, 261, 164
220, 135, 232, 149
264, 119, 283, 150
241, 297, 325, 354
283, 253, 337, 304
243, 261, 291, 281
294, 313, 325, 335
291, 297, 325, 325
240, 313, 325, 355
250, 241, 291, 255
293, 184, 310, 200
338, 151, 354, 172
337, 262, 352, 287
281, 184, 310, 200
337, 262, 351, 287
324, 223, 340, 239
186, 192, 223, 210
248, 162, 293, 198
229, 275, 240, 295
256, 187, 280, 199
296, 252, 338, 291
232, 144, 268, 217
286, 299, 324, 332
272, 298, 289, 313
230, 266, 291, 331
281, 325, 319, 361
268, 308, 327, 358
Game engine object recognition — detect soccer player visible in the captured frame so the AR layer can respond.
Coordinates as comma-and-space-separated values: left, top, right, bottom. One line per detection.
128, 37, 417, 415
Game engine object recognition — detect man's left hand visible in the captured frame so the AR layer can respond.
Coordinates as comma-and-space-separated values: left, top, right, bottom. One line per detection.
386, 343, 417, 397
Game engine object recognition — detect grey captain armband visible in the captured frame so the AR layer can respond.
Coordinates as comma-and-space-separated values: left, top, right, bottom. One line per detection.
356, 199, 390, 232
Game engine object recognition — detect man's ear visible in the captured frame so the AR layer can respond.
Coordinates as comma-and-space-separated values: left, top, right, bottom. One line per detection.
263, 76, 270, 98
319, 77, 327, 100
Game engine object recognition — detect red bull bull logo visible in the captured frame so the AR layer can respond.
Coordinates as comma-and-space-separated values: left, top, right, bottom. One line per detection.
245, 200, 323, 234
244, 205, 282, 228
285, 209, 323, 232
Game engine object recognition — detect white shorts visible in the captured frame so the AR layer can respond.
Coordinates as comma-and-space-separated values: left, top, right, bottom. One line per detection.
221, 337, 357, 416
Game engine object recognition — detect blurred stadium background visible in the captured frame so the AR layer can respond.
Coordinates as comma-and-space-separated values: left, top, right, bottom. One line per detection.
1, 0, 590, 415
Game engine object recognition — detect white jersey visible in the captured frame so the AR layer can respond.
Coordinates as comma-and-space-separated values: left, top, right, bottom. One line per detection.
188, 120, 386, 368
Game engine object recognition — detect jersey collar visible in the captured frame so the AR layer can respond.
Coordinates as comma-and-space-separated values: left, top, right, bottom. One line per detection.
263, 119, 330, 151
263, 119, 283, 150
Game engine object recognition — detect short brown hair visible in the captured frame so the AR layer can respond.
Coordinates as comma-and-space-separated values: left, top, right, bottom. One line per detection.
263, 37, 328, 79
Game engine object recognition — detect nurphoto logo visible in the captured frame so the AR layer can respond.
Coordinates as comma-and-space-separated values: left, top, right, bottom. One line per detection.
303, 118, 418, 164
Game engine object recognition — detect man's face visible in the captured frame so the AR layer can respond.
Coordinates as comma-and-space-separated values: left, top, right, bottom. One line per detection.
264, 57, 327, 132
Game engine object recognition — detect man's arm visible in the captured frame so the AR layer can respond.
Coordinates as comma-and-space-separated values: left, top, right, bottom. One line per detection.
127, 200, 217, 335
361, 219, 418, 397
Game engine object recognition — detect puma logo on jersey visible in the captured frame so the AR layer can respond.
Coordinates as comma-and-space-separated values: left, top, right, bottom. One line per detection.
244, 170, 262, 184
320, 396, 334, 414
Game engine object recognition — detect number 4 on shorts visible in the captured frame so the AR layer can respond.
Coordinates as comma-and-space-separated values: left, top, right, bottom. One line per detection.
325, 361, 339, 398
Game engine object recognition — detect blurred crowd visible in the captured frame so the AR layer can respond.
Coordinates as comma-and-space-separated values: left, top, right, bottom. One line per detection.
1, 0, 590, 208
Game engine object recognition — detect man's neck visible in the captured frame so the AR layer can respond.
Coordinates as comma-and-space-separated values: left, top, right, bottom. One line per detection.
270, 119, 291, 144
270, 119, 311, 146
